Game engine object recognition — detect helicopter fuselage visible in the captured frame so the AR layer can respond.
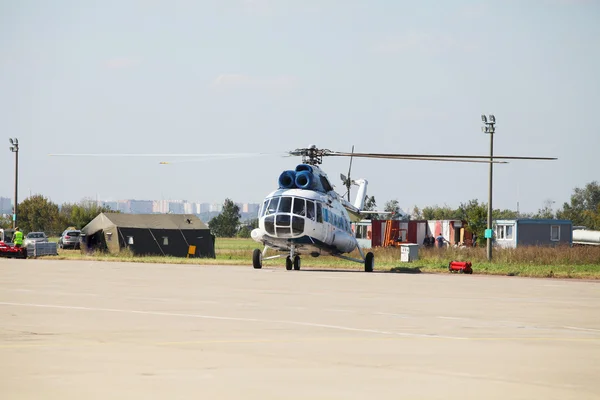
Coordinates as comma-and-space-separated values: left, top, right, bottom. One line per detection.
251, 188, 357, 256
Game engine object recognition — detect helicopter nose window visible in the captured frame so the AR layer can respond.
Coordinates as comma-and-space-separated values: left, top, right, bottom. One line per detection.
293, 198, 305, 216
278, 197, 292, 213
265, 197, 279, 215
264, 215, 275, 235
306, 200, 316, 220
260, 199, 269, 217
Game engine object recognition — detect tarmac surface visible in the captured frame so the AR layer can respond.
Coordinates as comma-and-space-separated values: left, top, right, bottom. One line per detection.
1, 259, 599, 400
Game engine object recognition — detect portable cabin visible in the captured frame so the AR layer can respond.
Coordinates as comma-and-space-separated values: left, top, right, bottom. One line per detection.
493, 219, 572, 248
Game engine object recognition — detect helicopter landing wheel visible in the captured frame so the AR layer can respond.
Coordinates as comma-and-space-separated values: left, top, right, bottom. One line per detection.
364, 252, 374, 272
252, 249, 262, 269
285, 256, 293, 270
293, 255, 301, 270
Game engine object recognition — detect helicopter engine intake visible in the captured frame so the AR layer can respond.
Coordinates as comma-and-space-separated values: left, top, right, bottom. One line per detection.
294, 170, 314, 190
278, 170, 296, 189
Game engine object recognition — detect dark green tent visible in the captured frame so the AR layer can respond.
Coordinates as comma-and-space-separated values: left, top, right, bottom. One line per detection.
81, 212, 215, 258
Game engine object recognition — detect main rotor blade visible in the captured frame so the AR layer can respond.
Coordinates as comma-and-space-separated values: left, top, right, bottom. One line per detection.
49, 152, 280, 157
331, 152, 557, 161
337, 154, 508, 164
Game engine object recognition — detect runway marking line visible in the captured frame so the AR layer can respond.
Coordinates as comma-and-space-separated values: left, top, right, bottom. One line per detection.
1, 336, 598, 350
0, 301, 463, 340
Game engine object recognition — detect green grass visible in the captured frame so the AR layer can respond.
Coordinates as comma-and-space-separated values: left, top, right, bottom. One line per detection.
41, 238, 600, 279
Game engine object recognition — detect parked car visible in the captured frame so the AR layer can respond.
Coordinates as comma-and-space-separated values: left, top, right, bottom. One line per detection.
24, 232, 48, 247
58, 229, 81, 249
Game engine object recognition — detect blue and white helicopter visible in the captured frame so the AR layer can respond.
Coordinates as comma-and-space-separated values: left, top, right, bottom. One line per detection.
247, 145, 556, 272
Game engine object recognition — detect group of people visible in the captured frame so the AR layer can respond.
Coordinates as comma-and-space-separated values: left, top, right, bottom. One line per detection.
422, 232, 478, 248
422, 233, 447, 248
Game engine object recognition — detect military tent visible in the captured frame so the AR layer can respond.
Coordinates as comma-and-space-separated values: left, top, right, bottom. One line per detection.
81, 213, 215, 258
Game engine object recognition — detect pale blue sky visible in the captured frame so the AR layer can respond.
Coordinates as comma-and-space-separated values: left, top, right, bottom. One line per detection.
1, 0, 598, 214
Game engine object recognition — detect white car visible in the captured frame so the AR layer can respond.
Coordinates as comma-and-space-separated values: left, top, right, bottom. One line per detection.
24, 232, 48, 246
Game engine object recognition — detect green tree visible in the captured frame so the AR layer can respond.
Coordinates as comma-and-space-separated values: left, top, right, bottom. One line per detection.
533, 199, 556, 219
422, 205, 460, 220
208, 198, 241, 237
17, 195, 61, 234
59, 199, 115, 230
236, 218, 258, 238
557, 181, 600, 229
411, 206, 423, 220
456, 200, 487, 246
384, 199, 401, 219
362, 195, 378, 220
0, 215, 11, 229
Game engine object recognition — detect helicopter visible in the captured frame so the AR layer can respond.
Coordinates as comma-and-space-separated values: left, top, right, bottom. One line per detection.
49, 143, 557, 272
245, 145, 556, 272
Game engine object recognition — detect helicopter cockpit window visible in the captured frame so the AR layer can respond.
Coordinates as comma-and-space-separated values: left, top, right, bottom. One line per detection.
306, 200, 316, 220
293, 198, 305, 217
260, 200, 269, 217
316, 203, 323, 222
278, 197, 292, 213
265, 197, 279, 215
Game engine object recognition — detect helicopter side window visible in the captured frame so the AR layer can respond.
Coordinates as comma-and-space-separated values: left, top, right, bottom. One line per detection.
306, 200, 315, 220
260, 200, 268, 217
266, 197, 279, 215
278, 197, 292, 213
316, 203, 323, 222
293, 198, 305, 217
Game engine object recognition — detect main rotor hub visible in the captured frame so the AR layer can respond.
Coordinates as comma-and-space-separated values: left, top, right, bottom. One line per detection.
289, 146, 332, 165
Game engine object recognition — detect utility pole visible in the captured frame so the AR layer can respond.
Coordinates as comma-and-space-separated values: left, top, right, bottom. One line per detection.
481, 115, 496, 261
9, 138, 19, 229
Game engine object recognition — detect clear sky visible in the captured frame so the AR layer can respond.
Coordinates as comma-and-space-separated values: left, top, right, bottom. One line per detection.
1, 0, 599, 214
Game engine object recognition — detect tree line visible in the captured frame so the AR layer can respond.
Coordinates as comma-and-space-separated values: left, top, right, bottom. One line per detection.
2, 181, 598, 239
0, 195, 115, 235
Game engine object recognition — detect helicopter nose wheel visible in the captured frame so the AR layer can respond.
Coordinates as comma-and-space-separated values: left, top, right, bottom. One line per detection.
286, 255, 301, 270
252, 249, 263, 269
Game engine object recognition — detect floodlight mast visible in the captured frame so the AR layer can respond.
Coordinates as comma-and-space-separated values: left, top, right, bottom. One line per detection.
481, 115, 496, 261
9, 138, 19, 229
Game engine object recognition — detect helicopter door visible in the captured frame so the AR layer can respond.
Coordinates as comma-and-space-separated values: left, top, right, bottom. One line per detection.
320, 204, 334, 245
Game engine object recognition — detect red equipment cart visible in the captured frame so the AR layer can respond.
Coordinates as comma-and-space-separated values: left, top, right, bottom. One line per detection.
448, 261, 473, 274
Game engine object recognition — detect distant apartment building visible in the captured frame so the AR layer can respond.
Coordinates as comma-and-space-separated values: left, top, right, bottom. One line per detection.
200, 203, 211, 213
127, 200, 154, 214
183, 202, 195, 214
152, 200, 169, 214
210, 203, 223, 213
0, 197, 12, 214
169, 201, 185, 214
242, 203, 260, 215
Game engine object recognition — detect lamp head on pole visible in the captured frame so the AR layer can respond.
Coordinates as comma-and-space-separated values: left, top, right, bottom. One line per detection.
9, 138, 19, 152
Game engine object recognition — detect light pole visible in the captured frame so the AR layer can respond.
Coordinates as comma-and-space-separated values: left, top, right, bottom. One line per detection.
481, 115, 495, 261
9, 138, 19, 229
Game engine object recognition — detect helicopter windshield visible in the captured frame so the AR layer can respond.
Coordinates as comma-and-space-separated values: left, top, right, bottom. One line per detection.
261, 196, 317, 220
278, 197, 292, 213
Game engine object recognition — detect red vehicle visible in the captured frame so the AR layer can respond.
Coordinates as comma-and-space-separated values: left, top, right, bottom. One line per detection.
0, 241, 27, 258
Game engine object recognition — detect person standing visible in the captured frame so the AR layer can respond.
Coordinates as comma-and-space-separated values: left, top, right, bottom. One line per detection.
13, 227, 23, 248
436, 233, 447, 249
